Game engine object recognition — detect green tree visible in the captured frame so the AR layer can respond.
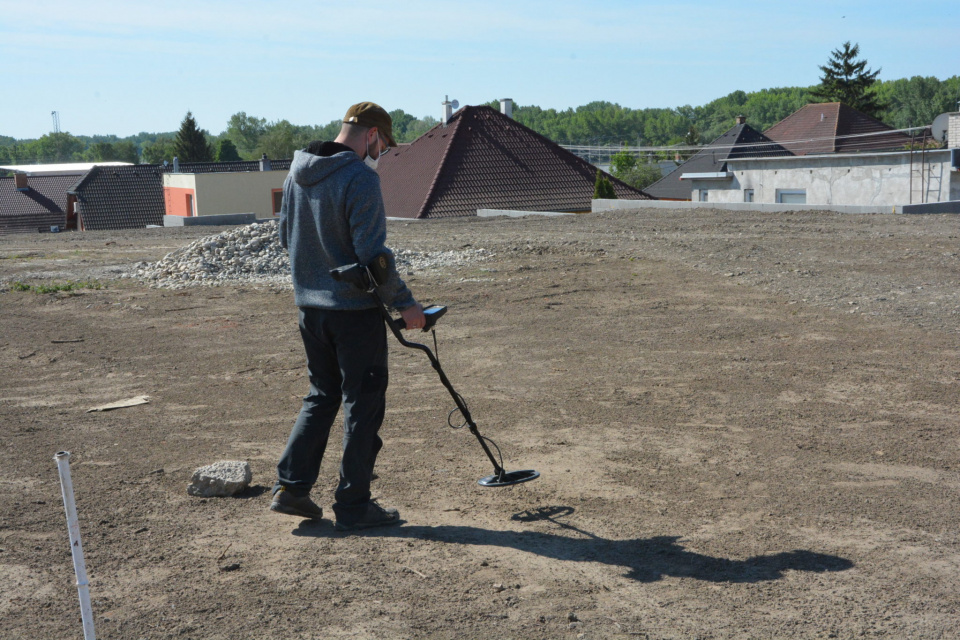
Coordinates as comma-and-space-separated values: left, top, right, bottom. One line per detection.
610, 150, 661, 190
141, 137, 176, 164
173, 112, 213, 162
84, 142, 116, 162
28, 132, 85, 163
113, 140, 139, 164
257, 120, 299, 160
875, 75, 960, 131
811, 41, 884, 117
215, 138, 242, 162
610, 149, 637, 175
225, 111, 267, 158
593, 170, 616, 199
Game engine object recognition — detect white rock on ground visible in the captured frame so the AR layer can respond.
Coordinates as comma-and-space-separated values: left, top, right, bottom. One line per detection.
127, 219, 492, 289
187, 460, 252, 497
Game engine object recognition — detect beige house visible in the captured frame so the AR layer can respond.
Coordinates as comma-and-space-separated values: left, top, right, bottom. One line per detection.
163, 168, 287, 219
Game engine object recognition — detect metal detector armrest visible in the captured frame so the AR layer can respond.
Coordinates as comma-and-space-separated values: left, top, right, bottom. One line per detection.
329, 263, 372, 291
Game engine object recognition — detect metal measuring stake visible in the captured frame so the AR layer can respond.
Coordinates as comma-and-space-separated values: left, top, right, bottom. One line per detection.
54, 451, 96, 640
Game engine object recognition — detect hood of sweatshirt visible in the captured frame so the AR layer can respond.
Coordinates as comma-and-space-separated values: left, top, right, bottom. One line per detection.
289, 144, 360, 188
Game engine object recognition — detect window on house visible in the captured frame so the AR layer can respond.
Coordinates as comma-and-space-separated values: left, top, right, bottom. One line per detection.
776, 189, 806, 204
272, 189, 283, 216
744, 189, 754, 202
699, 190, 709, 202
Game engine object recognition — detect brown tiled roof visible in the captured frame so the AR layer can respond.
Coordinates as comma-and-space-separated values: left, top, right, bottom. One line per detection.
378, 106, 651, 218
0, 173, 76, 234
69, 165, 166, 231
645, 123, 791, 200
763, 103, 911, 156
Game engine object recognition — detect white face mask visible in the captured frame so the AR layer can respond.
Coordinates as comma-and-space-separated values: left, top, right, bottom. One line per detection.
364, 133, 384, 171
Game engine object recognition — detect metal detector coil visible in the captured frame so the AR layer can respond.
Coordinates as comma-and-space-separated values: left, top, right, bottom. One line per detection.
330, 255, 540, 488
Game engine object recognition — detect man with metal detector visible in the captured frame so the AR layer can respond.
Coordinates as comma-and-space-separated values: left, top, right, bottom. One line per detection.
271, 102, 425, 531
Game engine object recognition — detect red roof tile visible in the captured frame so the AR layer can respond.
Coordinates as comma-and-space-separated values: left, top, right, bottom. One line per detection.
378, 106, 651, 218
763, 103, 911, 156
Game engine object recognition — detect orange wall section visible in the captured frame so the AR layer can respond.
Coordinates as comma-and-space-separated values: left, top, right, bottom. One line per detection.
164, 187, 196, 217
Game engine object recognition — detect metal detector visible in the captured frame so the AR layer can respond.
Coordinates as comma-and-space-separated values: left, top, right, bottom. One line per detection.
330, 256, 540, 488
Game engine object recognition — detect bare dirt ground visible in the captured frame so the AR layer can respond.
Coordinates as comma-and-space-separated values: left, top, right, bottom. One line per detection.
2, 208, 959, 639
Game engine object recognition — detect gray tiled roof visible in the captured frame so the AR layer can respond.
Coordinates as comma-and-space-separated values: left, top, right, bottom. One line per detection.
0, 174, 76, 234
70, 165, 166, 231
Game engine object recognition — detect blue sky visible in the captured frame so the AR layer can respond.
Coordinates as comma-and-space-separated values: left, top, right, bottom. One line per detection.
2, 0, 958, 140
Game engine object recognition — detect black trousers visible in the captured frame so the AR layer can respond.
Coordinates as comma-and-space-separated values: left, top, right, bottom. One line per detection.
275, 307, 388, 521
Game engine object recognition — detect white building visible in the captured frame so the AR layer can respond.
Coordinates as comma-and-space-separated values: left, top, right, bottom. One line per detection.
686, 113, 960, 213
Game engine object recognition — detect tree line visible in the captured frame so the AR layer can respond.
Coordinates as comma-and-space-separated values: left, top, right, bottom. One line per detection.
0, 109, 440, 165
2, 39, 957, 167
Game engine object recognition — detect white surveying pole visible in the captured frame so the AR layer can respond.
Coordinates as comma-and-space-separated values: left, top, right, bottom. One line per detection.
54, 451, 96, 640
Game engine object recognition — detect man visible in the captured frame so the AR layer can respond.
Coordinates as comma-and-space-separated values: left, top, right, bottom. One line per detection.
271, 102, 425, 531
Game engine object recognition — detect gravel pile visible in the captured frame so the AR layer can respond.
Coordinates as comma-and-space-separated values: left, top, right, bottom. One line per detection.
127, 220, 492, 289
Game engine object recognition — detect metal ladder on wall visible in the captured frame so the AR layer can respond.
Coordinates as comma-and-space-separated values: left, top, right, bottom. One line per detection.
908, 131, 943, 204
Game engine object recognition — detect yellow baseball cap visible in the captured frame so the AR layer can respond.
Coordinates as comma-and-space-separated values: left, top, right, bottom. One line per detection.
343, 102, 397, 147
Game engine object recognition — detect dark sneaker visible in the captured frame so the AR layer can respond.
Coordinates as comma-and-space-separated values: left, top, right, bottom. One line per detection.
270, 488, 323, 520
334, 501, 400, 531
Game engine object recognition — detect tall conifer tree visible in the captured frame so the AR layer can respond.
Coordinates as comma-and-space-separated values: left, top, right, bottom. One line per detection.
811, 42, 885, 118
174, 112, 214, 162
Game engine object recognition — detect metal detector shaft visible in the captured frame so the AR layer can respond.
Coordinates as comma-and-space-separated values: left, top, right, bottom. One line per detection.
367, 288, 505, 476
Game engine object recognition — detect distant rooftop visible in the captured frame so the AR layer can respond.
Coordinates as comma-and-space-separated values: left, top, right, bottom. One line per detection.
378, 105, 651, 218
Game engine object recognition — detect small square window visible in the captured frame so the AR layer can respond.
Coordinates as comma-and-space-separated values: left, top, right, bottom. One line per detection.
776, 189, 806, 204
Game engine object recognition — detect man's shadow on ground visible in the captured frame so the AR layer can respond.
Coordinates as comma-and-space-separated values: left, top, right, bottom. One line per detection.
292, 505, 852, 584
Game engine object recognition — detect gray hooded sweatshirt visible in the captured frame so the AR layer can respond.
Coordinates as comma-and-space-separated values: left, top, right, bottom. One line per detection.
279, 145, 415, 311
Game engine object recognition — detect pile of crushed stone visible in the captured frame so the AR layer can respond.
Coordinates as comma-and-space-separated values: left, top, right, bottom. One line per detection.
125, 220, 492, 289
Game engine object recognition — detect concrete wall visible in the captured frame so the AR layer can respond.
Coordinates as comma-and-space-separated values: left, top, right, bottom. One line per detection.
592, 199, 900, 214
477, 208, 576, 218
193, 172, 285, 218
687, 150, 956, 207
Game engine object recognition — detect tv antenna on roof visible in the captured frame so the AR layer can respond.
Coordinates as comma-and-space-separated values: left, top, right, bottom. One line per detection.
51, 111, 61, 133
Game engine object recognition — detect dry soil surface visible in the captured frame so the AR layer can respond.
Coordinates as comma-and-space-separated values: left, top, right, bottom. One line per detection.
2, 208, 959, 639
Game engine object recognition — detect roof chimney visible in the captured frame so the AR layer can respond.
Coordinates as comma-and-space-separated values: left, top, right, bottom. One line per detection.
442, 95, 453, 127
173, 156, 180, 173
500, 98, 513, 119
14, 173, 28, 191
735, 114, 746, 125
259, 153, 271, 171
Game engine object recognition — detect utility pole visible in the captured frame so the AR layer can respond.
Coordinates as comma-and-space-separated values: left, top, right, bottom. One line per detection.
51, 111, 61, 133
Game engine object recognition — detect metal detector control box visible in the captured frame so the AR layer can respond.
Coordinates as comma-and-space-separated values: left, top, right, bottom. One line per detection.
392, 305, 447, 332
